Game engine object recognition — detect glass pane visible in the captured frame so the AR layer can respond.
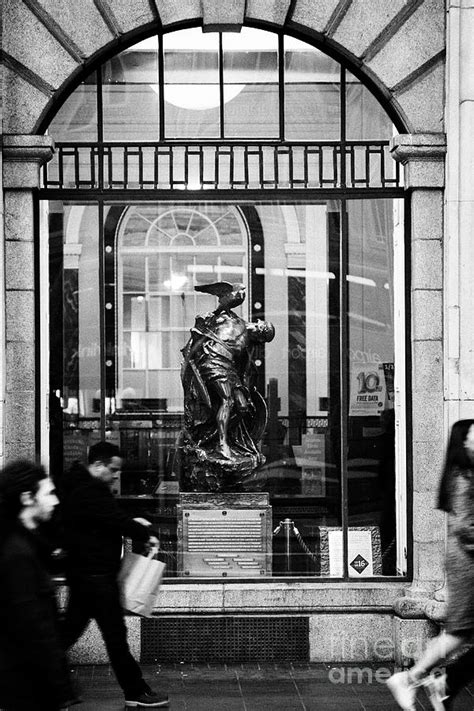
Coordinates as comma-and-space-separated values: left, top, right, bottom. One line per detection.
49, 195, 402, 580
122, 294, 146, 329
163, 28, 220, 138
48, 202, 102, 482
346, 72, 393, 141
122, 255, 146, 291
223, 29, 279, 138
121, 213, 149, 247
48, 81, 98, 142
103, 37, 160, 141
346, 199, 399, 576
285, 37, 341, 141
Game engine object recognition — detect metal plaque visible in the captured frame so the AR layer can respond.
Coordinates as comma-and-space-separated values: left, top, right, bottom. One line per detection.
177, 493, 272, 577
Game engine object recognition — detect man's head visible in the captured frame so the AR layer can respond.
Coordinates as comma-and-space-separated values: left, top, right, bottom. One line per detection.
87, 441, 123, 486
248, 319, 275, 343
0, 460, 58, 529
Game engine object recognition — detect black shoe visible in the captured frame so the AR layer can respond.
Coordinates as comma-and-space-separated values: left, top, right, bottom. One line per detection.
124, 689, 169, 708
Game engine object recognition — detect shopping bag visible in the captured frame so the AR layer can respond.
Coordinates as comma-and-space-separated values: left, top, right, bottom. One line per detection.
118, 549, 166, 617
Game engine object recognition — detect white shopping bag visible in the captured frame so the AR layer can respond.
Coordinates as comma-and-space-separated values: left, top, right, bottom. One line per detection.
118, 549, 166, 617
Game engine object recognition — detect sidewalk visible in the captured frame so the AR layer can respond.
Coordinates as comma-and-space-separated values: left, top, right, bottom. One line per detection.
70, 663, 474, 710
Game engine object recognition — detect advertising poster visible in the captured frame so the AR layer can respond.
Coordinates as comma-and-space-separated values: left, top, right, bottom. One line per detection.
349, 362, 386, 416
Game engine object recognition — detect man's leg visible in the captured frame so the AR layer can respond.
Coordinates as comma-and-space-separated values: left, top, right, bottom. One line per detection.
61, 581, 92, 650
88, 574, 145, 696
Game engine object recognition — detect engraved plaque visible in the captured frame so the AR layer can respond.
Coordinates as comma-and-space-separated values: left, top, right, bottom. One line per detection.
177, 493, 272, 577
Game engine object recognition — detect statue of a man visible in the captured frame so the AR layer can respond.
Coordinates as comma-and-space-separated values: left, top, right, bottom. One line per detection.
180, 282, 274, 489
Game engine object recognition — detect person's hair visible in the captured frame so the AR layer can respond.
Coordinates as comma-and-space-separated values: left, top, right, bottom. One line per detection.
0, 460, 47, 522
87, 441, 121, 465
438, 419, 474, 512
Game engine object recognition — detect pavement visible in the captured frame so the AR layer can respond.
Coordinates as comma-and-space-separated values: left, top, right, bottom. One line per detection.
70, 663, 474, 710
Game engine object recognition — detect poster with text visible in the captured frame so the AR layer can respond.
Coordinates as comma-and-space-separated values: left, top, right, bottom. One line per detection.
349, 362, 386, 416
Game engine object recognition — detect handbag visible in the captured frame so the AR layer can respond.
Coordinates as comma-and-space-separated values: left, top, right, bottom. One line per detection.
118, 548, 166, 617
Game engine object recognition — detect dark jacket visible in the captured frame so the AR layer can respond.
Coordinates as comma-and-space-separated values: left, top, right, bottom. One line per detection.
60, 461, 153, 576
0, 524, 75, 711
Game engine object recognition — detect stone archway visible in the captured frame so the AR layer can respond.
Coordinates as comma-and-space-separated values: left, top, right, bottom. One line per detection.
3, 0, 445, 135
1, 0, 448, 637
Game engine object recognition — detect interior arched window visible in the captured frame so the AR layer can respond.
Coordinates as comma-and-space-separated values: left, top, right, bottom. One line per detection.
117, 203, 249, 412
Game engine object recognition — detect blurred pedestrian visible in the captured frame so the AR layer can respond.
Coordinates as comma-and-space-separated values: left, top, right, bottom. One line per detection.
0, 460, 78, 711
442, 645, 474, 709
387, 419, 474, 710
60, 441, 168, 708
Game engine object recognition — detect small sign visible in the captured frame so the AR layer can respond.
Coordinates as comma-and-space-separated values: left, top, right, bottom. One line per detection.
349, 363, 386, 417
293, 432, 326, 496
63, 431, 88, 470
350, 554, 369, 574
319, 526, 382, 577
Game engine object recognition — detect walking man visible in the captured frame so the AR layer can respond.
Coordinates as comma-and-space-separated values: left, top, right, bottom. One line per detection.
0, 460, 77, 711
60, 441, 168, 708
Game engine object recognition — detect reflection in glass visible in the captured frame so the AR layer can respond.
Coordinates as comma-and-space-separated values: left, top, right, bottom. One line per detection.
223, 28, 279, 138
48, 81, 98, 142
163, 28, 220, 138
346, 199, 399, 575
47, 195, 403, 578
103, 37, 159, 142
346, 72, 392, 141
285, 37, 340, 141
48, 202, 102, 482
117, 203, 248, 412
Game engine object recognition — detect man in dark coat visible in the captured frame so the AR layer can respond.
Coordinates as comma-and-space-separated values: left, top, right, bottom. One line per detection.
0, 460, 78, 711
60, 441, 168, 708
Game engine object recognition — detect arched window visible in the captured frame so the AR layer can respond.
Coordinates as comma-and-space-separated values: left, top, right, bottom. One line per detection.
43, 25, 406, 581
117, 203, 249, 411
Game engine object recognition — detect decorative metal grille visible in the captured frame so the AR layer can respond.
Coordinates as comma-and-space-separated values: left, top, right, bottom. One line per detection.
42, 140, 400, 191
141, 616, 309, 663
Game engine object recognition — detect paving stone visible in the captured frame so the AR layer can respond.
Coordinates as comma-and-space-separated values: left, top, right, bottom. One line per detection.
60, 663, 474, 710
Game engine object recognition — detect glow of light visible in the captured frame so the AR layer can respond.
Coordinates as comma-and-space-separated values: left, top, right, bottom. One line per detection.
346, 275, 376, 287
255, 267, 335, 280
187, 265, 245, 274
150, 84, 245, 110
164, 274, 188, 291
348, 312, 386, 328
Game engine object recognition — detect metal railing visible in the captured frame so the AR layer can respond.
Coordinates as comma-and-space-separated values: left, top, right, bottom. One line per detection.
42, 140, 401, 191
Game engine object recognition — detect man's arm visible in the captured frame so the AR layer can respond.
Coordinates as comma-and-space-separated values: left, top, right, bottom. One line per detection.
70, 483, 157, 541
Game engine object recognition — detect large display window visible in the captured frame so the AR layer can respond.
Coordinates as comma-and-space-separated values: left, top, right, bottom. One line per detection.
42, 26, 407, 580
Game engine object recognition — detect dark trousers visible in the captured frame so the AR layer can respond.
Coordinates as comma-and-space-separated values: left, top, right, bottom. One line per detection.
444, 646, 474, 710
61, 573, 145, 697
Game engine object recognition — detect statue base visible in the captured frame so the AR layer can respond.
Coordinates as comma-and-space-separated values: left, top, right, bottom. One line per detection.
179, 437, 265, 492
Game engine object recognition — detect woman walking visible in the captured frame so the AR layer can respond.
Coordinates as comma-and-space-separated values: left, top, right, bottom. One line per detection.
387, 419, 474, 710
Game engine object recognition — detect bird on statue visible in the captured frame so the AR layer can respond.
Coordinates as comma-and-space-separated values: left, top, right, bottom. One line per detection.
194, 281, 246, 314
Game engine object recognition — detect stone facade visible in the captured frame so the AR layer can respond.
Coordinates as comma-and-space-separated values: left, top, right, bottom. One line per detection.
2, 0, 470, 662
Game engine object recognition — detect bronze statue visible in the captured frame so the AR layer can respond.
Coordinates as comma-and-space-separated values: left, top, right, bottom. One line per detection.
178, 281, 275, 491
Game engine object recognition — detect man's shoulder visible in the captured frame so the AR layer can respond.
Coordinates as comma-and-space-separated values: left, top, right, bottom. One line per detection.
0, 527, 35, 565
62, 470, 111, 504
